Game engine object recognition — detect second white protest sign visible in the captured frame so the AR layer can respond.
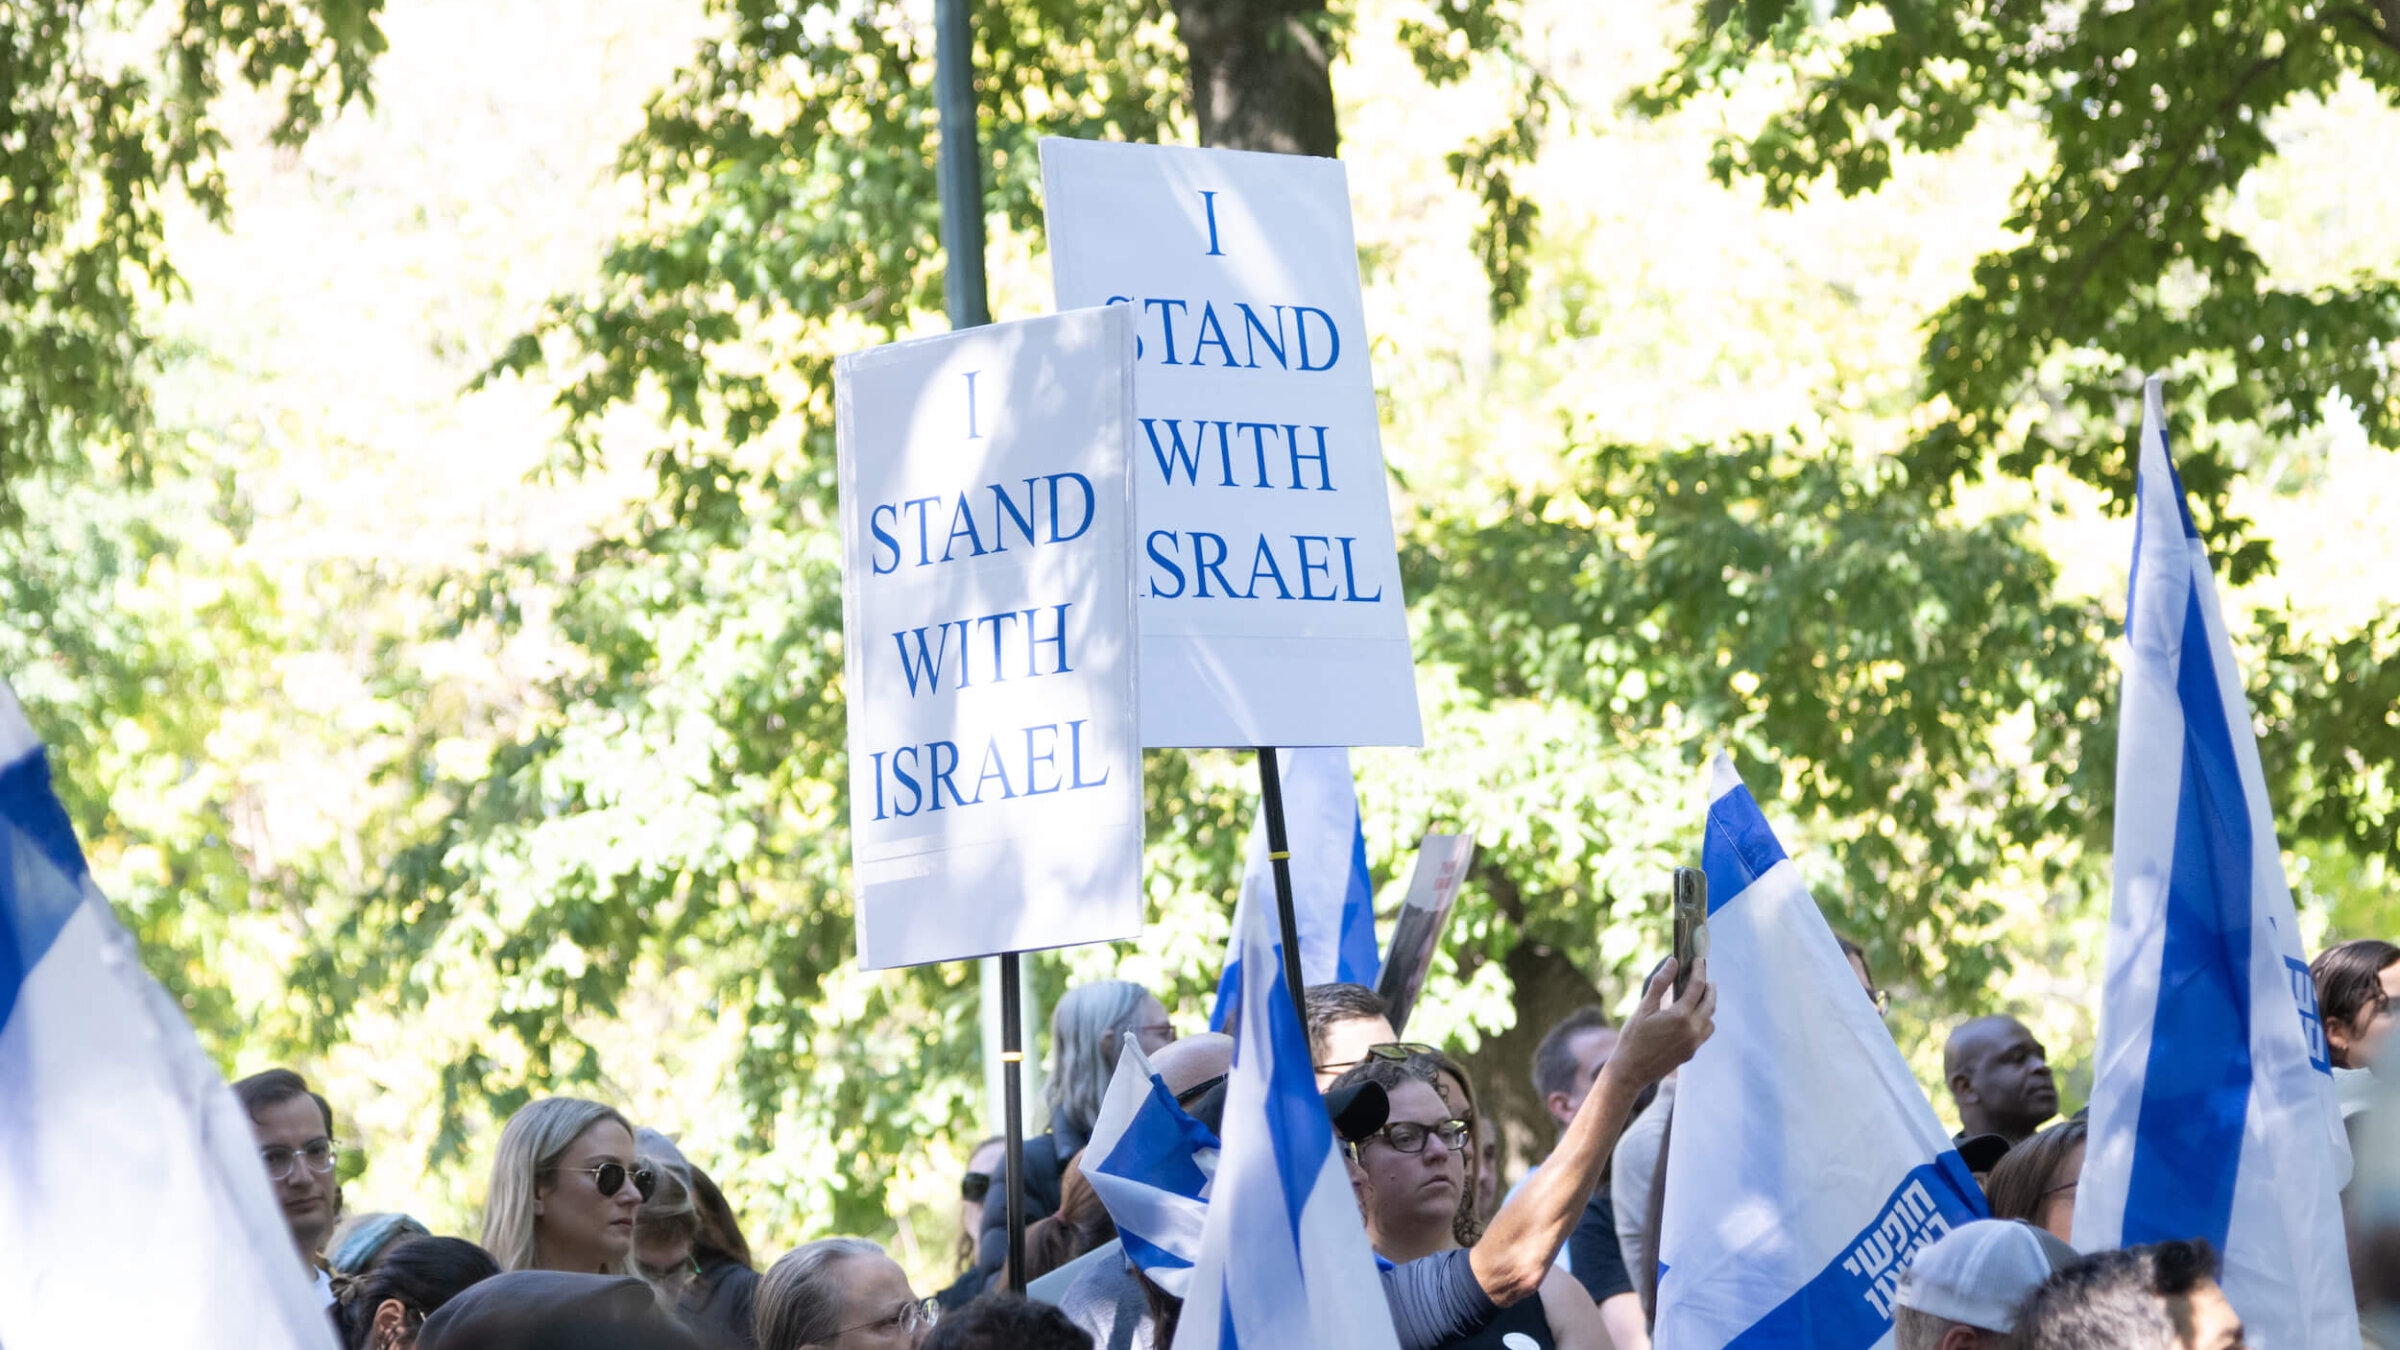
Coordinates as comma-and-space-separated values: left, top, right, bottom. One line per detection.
1042, 138, 1423, 751
836, 305, 1144, 969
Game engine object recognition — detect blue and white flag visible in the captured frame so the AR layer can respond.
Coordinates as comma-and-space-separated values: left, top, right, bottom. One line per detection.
0, 683, 336, 1348
2075, 377, 2358, 1349
1210, 747, 1380, 1031
1179, 851, 1399, 1350
1655, 755, 1985, 1349
1083, 1040, 1220, 1296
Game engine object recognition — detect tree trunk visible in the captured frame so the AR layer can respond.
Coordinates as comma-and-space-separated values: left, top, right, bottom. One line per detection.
1168, 0, 1341, 156
1452, 865, 1609, 1188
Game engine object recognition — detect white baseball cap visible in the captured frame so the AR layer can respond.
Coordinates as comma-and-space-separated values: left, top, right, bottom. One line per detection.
1895, 1219, 2079, 1332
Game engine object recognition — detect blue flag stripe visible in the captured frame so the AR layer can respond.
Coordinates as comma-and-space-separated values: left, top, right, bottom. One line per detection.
2124, 585, 2254, 1251
1260, 966, 1333, 1238
1095, 1073, 1218, 1200
1341, 826, 1379, 983
1121, 1229, 1196, 1273
2, 748, 91, 1029
1701, 782, 1787, 915
1208, 779, 1379, 1034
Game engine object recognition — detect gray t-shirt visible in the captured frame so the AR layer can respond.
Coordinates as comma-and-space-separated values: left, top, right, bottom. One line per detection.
1612, 1074, 1675, 1281
1058, 1246, 1499, 1350
1382, 1248, 1502, 1350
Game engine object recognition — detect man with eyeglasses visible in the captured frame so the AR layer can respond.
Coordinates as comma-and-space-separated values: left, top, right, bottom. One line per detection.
1305, 983, 1402, 1089
234, 1067, 344, 1304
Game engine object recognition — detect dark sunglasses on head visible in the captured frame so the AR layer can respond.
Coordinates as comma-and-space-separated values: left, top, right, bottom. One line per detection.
562, 1161, 657, 1201
1175, 1073, 1229, 1107
961, 1171, 992, 1203
1316, 1042, 1440, 1075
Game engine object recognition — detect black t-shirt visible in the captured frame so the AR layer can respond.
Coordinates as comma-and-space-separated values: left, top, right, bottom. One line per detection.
678, 1256, 760, 1350
1566, 1186, 1633, 1305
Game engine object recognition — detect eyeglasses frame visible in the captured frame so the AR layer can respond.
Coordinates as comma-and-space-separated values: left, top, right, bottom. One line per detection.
261, 1136, 345, 1182
832, 1295, 942, 1339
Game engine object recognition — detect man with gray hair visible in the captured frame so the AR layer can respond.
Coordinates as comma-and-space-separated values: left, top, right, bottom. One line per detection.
1893, 1219, 2078, 1349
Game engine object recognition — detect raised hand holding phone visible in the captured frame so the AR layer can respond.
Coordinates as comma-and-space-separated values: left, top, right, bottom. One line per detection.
1671, 865, 1708, 1000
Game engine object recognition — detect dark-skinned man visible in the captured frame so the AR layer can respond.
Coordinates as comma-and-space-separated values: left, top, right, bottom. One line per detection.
1944, 1016, 2060, 1145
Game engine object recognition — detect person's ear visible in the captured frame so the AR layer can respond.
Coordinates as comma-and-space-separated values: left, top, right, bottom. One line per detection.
2330, 1013, 2360, 1061
1543, 1090, 1576, 1125
371, 1298, 409, 1350
1936, 1325, 1984, 1350
1948, 1070, 1977, 1103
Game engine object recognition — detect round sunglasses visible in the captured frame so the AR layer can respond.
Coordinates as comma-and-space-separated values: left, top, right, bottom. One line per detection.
558, 1160, 658, 1201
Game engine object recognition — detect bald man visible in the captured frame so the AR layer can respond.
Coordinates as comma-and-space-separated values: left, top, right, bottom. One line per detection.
1149, 1032, 1234, 1114
1944, 1016, 2059, 1144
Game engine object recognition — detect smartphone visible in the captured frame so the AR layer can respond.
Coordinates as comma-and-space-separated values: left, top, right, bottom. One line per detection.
1671, 866, 1708, 999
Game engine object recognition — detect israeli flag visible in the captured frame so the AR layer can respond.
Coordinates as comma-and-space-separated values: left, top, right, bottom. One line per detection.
2075, 378, 2358, 1349
0, 683, 336, 1348
1179, 854, 1399, 1350
1083, 1040, 1220, 1296
1210, 747, 1380, 1031
1655, 755, 1985, 1348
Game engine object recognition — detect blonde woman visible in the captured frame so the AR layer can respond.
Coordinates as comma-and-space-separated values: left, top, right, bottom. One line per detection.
480, 1097, 656, 1276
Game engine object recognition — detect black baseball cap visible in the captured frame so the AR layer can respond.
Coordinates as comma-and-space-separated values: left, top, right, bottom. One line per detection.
1957, 1133, 2015, 1175
1325, 1081, 1390, 1143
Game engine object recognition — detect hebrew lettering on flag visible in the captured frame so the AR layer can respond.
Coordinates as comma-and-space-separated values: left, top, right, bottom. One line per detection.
2075, 376, 2358, 1350
1654, 754, 1984, 1350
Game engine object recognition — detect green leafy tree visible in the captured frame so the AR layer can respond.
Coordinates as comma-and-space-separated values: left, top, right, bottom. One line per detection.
1634, 0, 2400, 898
336, 0, 2169, 1215
0, 0, 385, 512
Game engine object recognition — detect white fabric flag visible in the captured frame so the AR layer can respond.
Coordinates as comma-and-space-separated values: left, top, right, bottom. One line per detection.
1082, 1041, 1220, 1296
0, 681, 337, 1348
1178, 834, 1399, 1350
1209, 747, 1380, 1030
1654, 754, 1985, 1349
2074, 376, 2358, 1349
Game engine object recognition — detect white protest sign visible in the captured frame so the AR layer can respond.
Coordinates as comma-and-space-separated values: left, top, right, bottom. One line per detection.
1041, 137, 1423, 750
1375, 832, 1477, 1035
836, 305, 1145, 969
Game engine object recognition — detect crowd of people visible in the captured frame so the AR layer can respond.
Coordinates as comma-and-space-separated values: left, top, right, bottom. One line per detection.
236, 937, 2400, 1350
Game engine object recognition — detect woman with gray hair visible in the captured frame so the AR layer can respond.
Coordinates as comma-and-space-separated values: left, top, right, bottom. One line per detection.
480, 1097, 656, 1277
754, 1238, 937, 1350
971, 979, 1174, 1280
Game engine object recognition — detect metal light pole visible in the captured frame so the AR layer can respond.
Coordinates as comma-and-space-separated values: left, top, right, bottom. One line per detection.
933, 0, 1024, 1289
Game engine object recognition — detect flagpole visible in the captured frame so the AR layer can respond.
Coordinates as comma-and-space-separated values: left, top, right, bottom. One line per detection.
1257, 747, 1309, 1016
936, 0, 1028, 1289
999, 950, 1029, 1286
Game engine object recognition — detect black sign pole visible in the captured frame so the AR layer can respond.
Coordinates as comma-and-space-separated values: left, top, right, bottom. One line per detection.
998, 949, 1028, 1287
935, 0, 1026, 1290
1256, 747, 1310, 1019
